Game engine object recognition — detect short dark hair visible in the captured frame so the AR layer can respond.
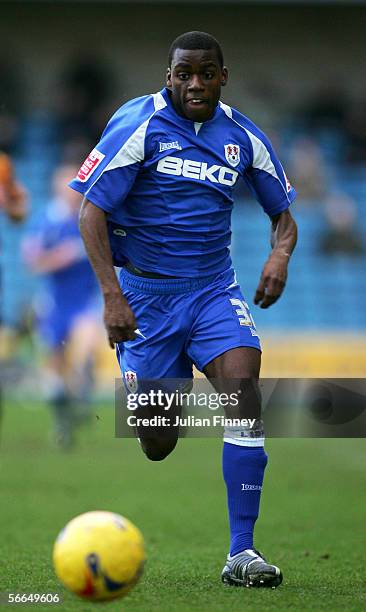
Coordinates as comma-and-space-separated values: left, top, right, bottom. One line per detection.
168, 31, 224, 68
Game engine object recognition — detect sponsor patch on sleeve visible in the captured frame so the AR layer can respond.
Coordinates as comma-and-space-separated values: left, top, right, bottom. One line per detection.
77, 148, 105, 182
284, 171, 292, 193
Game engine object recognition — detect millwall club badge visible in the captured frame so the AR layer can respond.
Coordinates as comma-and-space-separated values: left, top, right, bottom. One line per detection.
224, 144, 241, 168
124, 370, 138, 393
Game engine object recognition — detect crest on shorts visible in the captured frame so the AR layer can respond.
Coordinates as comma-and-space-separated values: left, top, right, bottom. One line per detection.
224, 144, 241, 168
124, 370, 138, 393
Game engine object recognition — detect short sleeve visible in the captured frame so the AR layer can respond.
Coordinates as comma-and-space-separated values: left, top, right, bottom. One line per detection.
69, 96, 155, 213
243, 128, 296, 217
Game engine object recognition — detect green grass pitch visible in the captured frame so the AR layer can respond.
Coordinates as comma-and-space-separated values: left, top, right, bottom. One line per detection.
1, 400, 365, 611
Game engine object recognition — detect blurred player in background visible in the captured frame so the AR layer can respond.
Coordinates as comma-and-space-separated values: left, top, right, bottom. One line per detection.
23, 163, 101, 449
0, 152, 28, 433
71, 32, 297, 587
0, 152, 27, 222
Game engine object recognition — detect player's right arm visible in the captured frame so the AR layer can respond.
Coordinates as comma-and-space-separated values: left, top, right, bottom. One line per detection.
70, 95, 156, 346
79, 198, 136, 346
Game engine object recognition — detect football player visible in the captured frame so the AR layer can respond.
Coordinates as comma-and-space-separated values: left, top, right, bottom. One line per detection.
70, 32, 297, 587
24, 163, 101, 448
0, 152, 27, 223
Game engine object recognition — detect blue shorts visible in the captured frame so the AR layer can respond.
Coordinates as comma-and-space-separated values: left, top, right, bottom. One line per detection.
116, 267, 261, 381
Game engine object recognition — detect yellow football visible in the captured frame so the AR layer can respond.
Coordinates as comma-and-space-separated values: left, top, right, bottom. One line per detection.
53, 511, 145, 601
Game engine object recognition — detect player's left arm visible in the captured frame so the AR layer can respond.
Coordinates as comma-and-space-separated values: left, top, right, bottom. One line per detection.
254, 209, 297, 309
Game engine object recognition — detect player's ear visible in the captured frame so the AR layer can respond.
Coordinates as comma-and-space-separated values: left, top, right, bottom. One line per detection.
166, 67, 172, 88
221, 67, 228, 87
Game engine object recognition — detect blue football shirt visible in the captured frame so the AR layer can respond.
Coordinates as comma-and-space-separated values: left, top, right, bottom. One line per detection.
34, 202, 98, 307
69, 87, 296, 277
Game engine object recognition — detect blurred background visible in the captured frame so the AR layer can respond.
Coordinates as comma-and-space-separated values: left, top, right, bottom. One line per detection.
1, 0, 366, 416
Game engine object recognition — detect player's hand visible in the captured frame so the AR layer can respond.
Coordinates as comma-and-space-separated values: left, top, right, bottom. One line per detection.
103, 292, 137, 347
254, 251, 289, 308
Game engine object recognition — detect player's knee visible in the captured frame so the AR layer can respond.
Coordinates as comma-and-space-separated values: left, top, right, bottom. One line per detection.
140, 438, 178, 461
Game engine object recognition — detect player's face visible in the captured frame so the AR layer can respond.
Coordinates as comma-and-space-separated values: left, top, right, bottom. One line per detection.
54, 165, 81, 210
166, 48, 228, 122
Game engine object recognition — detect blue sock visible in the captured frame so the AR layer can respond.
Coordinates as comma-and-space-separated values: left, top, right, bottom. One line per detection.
222, 442, 268, 556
